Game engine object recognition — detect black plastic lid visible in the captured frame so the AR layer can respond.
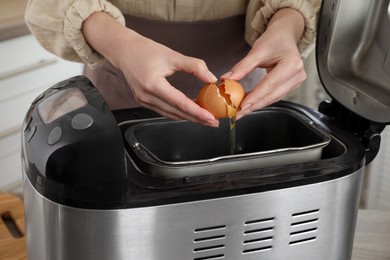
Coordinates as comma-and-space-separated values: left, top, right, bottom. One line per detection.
316, 0, 390, 124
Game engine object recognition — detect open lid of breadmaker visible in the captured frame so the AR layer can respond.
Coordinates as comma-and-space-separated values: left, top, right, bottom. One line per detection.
316, 0, 390, 124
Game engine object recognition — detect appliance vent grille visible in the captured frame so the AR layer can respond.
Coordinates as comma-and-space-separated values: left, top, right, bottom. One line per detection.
242, 217, 275, 255
193, 225, 227, 260
289, 209, 319, 246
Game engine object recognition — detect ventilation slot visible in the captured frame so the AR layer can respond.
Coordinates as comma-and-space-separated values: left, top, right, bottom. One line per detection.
242, 217, 275, 255
289, 209, 319, 246
193, 225, 226, 260
193, 255, 225, 260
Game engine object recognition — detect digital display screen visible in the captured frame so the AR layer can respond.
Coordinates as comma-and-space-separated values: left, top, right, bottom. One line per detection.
38, 88, 87, 124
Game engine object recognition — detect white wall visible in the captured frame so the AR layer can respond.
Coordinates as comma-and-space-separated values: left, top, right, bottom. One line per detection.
366, 127, 390, 210
0, 34, 83, 196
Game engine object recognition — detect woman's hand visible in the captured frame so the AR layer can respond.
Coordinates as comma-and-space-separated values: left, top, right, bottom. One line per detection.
222, 8, 307, 120
82, 12, 219, 127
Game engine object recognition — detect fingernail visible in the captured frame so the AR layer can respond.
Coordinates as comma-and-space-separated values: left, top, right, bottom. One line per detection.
240, 103, 252, 112
236, 113, 244, 121
236, 103, 252, 121
221, 71, 232, 79
207, 71, 218, 83
206, 119, 219, 128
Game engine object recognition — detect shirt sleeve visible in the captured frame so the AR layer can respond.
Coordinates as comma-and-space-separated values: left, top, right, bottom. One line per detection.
25, 0, 125, 68
245, 0, 322, 53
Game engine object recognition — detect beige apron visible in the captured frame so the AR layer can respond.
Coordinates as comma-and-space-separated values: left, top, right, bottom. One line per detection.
84, 15, 265, 110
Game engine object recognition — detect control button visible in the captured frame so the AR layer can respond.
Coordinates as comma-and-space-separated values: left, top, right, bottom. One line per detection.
31, 93, 45, 105
48, 126, 62, 145
52, 79, 70, 89
27, 126, 37, 143
23, 116, 32, 132
71, 113, 93, 130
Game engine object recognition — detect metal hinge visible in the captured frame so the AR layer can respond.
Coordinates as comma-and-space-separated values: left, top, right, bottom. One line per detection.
319, 100, 386, 165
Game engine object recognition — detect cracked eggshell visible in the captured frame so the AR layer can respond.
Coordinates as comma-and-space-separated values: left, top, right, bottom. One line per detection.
223, 79, 245, 109
197, 79, 245, 119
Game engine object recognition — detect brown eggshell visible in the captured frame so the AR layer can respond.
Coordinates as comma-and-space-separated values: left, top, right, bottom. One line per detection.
197, 79, 245, 119
197, 83, 228, 118
223, 79, 245, 109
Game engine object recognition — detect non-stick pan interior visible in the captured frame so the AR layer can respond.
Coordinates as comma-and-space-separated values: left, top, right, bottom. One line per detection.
125, 108, 330, 164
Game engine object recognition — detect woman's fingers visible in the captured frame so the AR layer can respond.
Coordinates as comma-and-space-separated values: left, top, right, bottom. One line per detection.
221, 51, 262, 81
236, 58, 306, 119
219, 8, 307, 120
173, 55, 218, 83
133, 77, 219, 127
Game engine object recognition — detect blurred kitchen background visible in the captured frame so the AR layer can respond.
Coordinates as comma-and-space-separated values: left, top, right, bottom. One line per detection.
0, 0, 389, 210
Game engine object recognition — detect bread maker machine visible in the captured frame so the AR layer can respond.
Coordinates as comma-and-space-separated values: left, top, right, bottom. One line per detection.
21, 0, 390, 259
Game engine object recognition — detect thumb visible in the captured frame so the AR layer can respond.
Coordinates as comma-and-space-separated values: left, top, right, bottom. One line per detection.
221, 54, 259, 81
175, 55, 218, 83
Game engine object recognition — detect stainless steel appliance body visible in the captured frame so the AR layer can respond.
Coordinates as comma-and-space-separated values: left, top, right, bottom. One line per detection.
24, 168, 363, 260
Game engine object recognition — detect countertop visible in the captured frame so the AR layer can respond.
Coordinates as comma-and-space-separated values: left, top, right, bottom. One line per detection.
0, 193, 25, 260
0, 0, 29, 41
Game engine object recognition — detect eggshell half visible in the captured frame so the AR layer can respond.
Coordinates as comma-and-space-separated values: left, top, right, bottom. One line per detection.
197, 83, 227, 118
197, 80, 245, 119
223, 79, 245, 109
